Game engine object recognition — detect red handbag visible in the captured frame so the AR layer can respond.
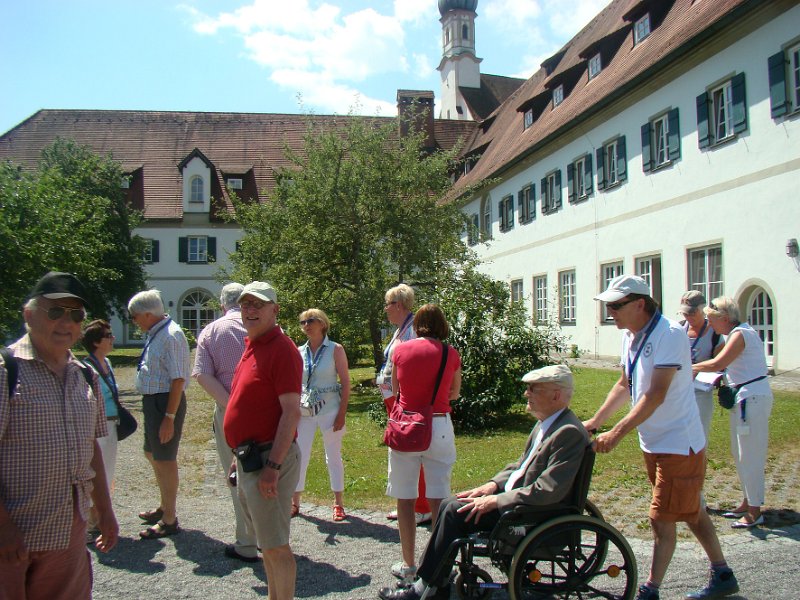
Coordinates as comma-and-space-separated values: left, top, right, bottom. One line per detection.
383, 344, 449, 452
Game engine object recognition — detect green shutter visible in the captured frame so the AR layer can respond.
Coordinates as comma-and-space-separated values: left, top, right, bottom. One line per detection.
596, 148, 606, 190
696, 92, 710, 148
616, 136, 627, 182
151, 240, 160, 263
641, 122, 653, 173
731, 72, 747, 134
584, 153, 593, 195
178, 237, 188, 263
207, 237, 217, 263
768, 51, 790, 119
567, 162, 576, 203
667, 108, 681, 161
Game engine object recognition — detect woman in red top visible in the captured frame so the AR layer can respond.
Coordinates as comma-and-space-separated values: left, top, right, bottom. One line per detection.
388, 304, 461, 583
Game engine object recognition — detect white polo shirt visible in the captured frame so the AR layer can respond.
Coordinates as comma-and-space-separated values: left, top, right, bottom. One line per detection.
622, 315, 705, 455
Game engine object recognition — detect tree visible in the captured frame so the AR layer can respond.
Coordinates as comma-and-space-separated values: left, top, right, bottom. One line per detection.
0, 138, 146, 338
229, 114, 469, 366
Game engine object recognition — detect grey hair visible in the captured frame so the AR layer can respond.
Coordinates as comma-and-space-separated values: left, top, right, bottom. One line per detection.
24, 297, 38, 311
128, 289, 164, 316
385, 283, 415, 311
704, 296, 740, 323
220, 283, 244, 310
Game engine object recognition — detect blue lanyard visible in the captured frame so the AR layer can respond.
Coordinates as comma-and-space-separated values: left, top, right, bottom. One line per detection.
304, 342, 327, 386
381, 312, 414, 368
137, 317, 171, 371
626, 313, 661, 398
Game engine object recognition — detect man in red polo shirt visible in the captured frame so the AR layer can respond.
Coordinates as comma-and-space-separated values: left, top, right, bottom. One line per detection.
224, 281, 303, 600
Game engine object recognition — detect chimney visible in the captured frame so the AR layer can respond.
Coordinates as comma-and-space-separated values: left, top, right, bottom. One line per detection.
397, 90, 436, 150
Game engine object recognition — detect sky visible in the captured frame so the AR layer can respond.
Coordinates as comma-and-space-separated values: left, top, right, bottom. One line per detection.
0, 0, 610, 135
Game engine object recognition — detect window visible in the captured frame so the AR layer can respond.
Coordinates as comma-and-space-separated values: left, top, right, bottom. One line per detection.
559, 270, 576, 324
768, 44, 800, 118
181, 290, 217, 339
120, 176, 130, 189
179, 236, 217, 264
226, 177, 243, 190
642, 108, 680, 172
748, 289, 774, 367
540, 170, 562, 215
518, 185, 535, 224
636, 255, 662, 308
696, 74, 746, 148
600, 262, 624, 322
567, 154, 592, 203
634, 14, 651, 44
189, 175, 204, 203
524, 109, 534, 129
596, 136, 627, 190
688, 245, 723, 301
553, 85, 564, 108
499, 195, 514, 232
534, 275, 548, 323
141, 239, 159, 264
467, 213, 479, 246
462, 24, 469, 40
588, 53, 602, 79
510, 279, 524, 304
480, 197, 492, 240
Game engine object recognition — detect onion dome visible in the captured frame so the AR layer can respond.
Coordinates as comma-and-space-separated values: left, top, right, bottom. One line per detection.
438, 0, 478, 17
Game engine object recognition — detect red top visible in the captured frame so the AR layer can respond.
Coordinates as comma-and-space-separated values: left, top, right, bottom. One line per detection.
224, 326, 303, 448
393, 338, 461, 413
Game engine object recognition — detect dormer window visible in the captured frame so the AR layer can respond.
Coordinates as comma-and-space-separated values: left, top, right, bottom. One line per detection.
588, 53, 602, 79
634, 14, 651, 44
226, 177, 243, 190
120, 176, 130, 189
553, 85, 564, 108
190, 175, 204, 203
524, 109, 534, 129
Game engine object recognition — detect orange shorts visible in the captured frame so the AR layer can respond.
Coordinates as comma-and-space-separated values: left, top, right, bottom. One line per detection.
643, 449, 706, 523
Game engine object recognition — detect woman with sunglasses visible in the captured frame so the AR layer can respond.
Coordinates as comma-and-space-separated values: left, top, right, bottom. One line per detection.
292, 309, 351, 521
81, 320, 121, 540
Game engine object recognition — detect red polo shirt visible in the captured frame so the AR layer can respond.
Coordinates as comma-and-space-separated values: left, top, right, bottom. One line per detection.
224, 326, 303, 449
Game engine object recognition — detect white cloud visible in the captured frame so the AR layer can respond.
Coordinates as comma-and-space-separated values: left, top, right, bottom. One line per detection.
393, 0, 436, 24
412, 53, 433, 79
272, 69, 397, 115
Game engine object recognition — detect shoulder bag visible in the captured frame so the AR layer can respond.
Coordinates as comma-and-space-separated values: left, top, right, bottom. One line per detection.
717, 375, 767, 410
383, 344, 449, 453
84, 355, 138, 441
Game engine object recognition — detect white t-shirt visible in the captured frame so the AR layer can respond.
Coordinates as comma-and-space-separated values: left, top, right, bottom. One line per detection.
622, 315, 705, 455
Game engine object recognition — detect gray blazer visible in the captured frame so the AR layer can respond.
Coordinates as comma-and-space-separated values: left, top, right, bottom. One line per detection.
490, 408, 590, 512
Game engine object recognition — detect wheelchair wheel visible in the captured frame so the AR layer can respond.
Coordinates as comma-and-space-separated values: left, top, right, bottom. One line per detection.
508, 515, 637, 600
455, 566, 494, 600
584, 499, 603, 520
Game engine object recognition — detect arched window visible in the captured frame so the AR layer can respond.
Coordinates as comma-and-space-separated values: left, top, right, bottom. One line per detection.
181, 290, 217, 339
445, 28, 450, 45
747, 288, 774, 367
190, 175, 204, 203
462, 24, 469, 41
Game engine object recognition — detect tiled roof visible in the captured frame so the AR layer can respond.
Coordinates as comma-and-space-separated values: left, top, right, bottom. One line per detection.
450, 0, 755, 196
0, 110, 476, 221
460, 73, 526, 121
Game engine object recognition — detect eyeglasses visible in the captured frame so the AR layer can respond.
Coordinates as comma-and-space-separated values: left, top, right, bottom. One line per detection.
39, 305, 86, 323
102, 333, 115, 339
384, 301, 398, 308
606, 298, 637, 312
239, 299, 271, 310
299, 318, 318, 326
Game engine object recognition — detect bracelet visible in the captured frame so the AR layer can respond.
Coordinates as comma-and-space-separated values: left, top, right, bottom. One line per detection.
165, 412, 176, 420
265, 458, 282, 471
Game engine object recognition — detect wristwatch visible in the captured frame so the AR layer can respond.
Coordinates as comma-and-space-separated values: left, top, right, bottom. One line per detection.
165, 412, 176, 420
265, 458, 282, 471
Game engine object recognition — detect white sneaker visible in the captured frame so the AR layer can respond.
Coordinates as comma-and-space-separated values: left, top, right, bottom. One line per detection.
391, 561, 417, 583
415, 512, 432, 525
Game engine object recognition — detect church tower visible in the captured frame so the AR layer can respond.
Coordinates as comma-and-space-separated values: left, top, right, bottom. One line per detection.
437, 0, 481, 120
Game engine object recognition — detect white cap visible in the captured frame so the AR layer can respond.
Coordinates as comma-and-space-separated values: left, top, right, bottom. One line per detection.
594, 274, 650, 303
521, 365, 574, 389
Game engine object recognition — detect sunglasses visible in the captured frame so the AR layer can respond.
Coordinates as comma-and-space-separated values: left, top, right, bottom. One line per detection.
102, 332, 115, 339
40, 305, 86, 323
239, 299, 271, 310
299, 318, 318, 326
384, 300, 398, 308
606, 298, 637, 311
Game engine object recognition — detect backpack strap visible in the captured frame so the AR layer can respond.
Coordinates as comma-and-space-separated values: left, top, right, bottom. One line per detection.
712, 331, 721, 349
1, 347, 19, 399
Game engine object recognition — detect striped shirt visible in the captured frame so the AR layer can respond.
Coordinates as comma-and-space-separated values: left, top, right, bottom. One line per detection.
135, 317, 191, 395
192, 308, 246, 393
0, 335, 107, 551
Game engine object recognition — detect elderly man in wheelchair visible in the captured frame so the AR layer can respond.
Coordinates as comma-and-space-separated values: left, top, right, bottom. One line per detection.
379, 365, 636, 600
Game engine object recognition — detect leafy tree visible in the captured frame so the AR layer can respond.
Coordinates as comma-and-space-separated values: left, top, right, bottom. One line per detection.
228, 114, 469, 366
0, 138, 146, 338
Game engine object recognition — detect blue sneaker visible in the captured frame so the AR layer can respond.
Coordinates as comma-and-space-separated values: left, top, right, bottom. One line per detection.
636, 585, 660, 600
685, 568, 739, 599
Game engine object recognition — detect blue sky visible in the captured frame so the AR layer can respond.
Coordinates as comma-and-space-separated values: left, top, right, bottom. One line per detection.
1, 0, 608, 135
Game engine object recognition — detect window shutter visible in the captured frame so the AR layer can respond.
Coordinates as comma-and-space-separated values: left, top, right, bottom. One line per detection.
507, 197, 514, 228
178, 237, 188, 263
596, 148, 606, 190
616, 136, 627, 182
540, 177, 548, 213
497, 200, 503, 230
768, 51, 790, 119
554, 170, 562, 209
731, 72, 747, 134
696, 92, 710, 148
517, 190, 524, 223
529, 184, 536, 220
584, 153, 593, 195
207, 237, 217, 263
151, 240, 160, 263
567, 162, 576, 203
640, 123, 652, 173
667, 108, 681, 161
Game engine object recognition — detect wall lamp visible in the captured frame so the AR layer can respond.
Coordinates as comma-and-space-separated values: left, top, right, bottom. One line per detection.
787, 238, 800, 273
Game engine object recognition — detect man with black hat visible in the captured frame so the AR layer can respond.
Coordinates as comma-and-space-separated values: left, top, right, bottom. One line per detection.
0, 272, 118, 600
379, 365, 590, 600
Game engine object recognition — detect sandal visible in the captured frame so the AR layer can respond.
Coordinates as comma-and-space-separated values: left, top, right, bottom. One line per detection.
138, 508, 164, 524
139, 519, 180, 539
333, 505, 346, 522
290, 503, 300, 518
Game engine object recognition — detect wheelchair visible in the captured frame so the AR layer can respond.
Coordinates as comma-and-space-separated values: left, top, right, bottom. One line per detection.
429, 447, 638, 599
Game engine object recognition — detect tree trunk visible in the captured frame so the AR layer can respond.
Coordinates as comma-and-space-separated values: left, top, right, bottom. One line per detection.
368, 316, 384, 372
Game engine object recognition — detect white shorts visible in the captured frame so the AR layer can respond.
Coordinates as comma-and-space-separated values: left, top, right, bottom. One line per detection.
386, 413, 456, 500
